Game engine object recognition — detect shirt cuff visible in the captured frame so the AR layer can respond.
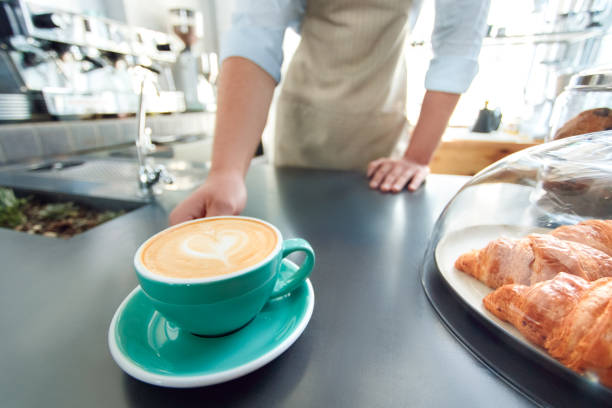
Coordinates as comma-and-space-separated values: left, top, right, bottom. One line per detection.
424, 56, 479, 94
220, 24, 285, 83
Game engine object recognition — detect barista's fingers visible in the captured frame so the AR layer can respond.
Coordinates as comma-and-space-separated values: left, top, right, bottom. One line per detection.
369, 163, 392, 189
169, 194, 205, 225
169, 208, 193, 226
380, 166, 405, 192
407, 167, 429, 191
206, 199, 239, 217
391, 170, 415, 193
367, 158, 385, 178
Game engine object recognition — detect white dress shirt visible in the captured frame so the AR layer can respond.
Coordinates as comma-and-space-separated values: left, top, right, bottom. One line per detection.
221, 0, 490, 94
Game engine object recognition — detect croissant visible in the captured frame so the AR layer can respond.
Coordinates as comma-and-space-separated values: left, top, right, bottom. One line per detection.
552, 219, 612, 257
454, 233, 612, 289
483, 272, 612, 387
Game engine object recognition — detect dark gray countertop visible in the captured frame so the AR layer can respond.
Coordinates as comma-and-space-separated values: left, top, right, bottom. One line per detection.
0, 165, 532, 407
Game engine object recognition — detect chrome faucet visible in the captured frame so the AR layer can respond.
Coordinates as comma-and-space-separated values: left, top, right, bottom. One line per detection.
135, 72, 174, 197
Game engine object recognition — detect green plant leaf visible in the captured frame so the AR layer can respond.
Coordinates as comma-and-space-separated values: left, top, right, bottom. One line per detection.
0, 187, 27, 228
38, 202, 80, 221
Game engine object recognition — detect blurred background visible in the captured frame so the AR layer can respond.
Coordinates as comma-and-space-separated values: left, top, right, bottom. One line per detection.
0, 0, 610, 175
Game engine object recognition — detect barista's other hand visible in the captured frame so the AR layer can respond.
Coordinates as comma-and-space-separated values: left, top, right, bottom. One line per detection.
367, 157, 429, 193
169, 171, 247, 225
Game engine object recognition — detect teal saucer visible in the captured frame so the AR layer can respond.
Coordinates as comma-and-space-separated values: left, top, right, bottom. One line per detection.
108, 262, 314, 388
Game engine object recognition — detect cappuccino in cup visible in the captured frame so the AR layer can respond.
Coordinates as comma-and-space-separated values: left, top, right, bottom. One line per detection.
141, 218, 278, 279
135, 216, 314, 336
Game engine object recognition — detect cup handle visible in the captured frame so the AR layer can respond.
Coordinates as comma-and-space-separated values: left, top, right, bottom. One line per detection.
270, 238, 315, 298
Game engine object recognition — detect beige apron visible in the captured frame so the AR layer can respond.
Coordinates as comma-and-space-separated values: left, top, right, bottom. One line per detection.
274, 0, 413, 170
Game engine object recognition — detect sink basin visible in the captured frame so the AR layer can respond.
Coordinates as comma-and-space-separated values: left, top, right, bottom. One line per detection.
8, 157, 207, 189
0, 155, 208, 208
0, 151, 210, 239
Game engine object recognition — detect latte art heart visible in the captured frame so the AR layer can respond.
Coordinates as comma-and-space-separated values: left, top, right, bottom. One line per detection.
141, 218, 278, 279
181, 230, 249, 266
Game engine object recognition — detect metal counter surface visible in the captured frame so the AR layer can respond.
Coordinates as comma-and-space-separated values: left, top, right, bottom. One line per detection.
0, 165, 532, 407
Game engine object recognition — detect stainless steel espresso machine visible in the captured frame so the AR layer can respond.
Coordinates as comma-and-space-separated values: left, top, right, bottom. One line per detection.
0, 0, 186, 121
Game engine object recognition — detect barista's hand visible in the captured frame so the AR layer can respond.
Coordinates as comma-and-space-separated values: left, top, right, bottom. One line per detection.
168, 171, 247, 225
367, 157, 429, 193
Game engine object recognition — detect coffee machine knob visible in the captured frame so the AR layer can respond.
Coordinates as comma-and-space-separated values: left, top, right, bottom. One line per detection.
32, 13, 64, 29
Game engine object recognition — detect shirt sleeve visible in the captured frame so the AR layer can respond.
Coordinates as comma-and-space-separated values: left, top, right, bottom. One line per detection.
220, 0, 306, 83
425, 0, 491, 94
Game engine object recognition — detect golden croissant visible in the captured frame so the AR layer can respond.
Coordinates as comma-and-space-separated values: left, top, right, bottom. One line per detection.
551, 219, 612, 257
483, 272, 612, 388
455, 231, 612, 289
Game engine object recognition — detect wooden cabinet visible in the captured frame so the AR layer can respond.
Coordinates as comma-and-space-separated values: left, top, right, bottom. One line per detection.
430, 138, 540, 176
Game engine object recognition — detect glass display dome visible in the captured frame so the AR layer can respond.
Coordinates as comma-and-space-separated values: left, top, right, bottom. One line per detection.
421, 130, 612, 405
548, 66, 612, 142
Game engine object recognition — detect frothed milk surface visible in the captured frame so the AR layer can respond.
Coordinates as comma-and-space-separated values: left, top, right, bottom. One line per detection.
141, 218, 278, 279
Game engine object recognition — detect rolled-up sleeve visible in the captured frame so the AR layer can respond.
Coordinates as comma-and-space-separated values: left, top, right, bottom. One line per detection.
220, 0, 305, 83
425, 0, 490, 94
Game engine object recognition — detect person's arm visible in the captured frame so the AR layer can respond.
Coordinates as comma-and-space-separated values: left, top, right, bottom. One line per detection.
169, 58, 275, 224
169, 0, 305, 225
368, 90, 459, 192
210, 57, 276, 179
368, 0, 490, 193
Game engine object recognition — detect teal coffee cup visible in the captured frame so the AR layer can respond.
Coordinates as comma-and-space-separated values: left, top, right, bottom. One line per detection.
134, 216, 314, 336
